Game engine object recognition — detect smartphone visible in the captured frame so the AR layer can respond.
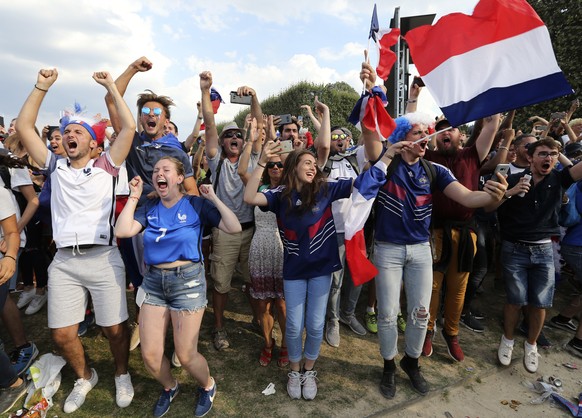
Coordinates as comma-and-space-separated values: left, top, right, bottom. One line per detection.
277, 140, 294, 154
550, 111, 566, 121
297, 115, 303, 122
534, 124, 547, 131
230, 91, 252, 105
493, 163, 510, 177
412, 76, 425, 87
278, 114, 292, 125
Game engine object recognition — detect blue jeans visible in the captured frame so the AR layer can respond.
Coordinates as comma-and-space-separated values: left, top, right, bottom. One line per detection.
374, 241, 432, 360
327, 234, 362, 321
284, 275, 332, 363
501, 241, 555, 308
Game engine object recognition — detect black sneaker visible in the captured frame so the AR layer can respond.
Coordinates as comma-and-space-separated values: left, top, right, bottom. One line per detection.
549, 316, 577, 332
470, 309, 485, 320
461, 313, 485, 333
566, 339, 582, 358
399, 357, 429, 396
379, 370, 396, 399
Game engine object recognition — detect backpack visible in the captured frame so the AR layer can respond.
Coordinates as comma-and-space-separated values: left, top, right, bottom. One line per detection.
558, 182, 581, 227
322, 152, 360, 177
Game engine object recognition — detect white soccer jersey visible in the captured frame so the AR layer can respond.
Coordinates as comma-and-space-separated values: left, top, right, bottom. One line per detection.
45, 151, 119, 248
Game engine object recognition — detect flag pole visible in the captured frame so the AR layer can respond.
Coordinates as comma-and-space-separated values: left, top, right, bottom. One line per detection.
413, 126, 452, 143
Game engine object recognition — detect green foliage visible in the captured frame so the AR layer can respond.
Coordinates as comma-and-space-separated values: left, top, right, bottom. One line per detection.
512, 1, 581, 130
231, 81, 360, 134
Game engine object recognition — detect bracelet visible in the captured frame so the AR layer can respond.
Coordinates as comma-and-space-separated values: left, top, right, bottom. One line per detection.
498, 146, 509, 151
3, 255, 16, 262
406, 99, 417, 103
197, 116, 203, 120
385, 154, 394, 160
34, 84, 48, 92
257, 163, 266, 168
129, 196, 140, 201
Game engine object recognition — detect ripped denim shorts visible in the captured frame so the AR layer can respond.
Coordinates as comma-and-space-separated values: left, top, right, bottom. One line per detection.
137, 262, 207, 312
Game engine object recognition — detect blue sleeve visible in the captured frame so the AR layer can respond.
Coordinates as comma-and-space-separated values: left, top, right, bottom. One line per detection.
188, 196, 222, 228
328, 178, 353, 201
134, 200, 156, 228
353, 163, 388, 200
260, 187, 281, 214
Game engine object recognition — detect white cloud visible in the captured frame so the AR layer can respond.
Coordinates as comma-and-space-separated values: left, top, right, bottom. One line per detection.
319, 42, 366, 61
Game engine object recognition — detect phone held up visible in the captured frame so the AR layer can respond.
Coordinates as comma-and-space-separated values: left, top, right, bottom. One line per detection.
412, 76, 425, 87
493, 163, 510, 178
277, 114, 292, 125
276, 140, 294, 154
230, 91, 252, 105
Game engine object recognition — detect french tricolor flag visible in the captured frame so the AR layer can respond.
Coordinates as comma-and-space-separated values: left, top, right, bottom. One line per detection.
405, 0, 573, 127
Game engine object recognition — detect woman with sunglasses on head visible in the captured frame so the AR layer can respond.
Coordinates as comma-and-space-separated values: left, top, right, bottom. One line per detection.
115, 156, 240, 417
244, 111, 353, 401
238, 117, 287, 368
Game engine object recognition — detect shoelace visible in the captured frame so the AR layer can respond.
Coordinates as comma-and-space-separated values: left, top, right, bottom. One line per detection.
500, 344, 513, 359
301, 371, 318, 385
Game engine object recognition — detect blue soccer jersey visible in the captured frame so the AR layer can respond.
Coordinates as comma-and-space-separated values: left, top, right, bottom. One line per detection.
135, 195, 221, 266
262, 179, 352, 280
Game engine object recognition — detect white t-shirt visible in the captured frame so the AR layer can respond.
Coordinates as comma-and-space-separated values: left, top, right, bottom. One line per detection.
0, 187, 17, 258
0, 174, 27, 248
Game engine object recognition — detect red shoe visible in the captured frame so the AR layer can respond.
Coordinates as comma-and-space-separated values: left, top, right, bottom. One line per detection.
422, 330, 434, 357
442, 329, 464, 362
277, 347, 289, 368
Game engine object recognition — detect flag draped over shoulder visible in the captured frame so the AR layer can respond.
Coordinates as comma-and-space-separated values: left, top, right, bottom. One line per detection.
348, 86, 396, 140
404, 0, 573, 127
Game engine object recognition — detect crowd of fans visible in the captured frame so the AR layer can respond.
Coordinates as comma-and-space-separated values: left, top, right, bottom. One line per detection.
0, 56, 581, 417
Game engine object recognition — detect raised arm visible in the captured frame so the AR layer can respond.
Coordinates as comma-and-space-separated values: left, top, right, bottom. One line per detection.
183, 101, 203, 151
237, 117, 261, 185
313, 96, 331, 167
105, 57, 152, 133
301, 105, 322, 132
200, 71, 219, 160
114, 176, 145, 238
15, 69, 58, 167
191, 137, 206, 181
93, 71, 136, 166
473, 114, 501, 163
405, 78, 422, 114
444, 172, 507, 208
244, 141, 279, 207
480, 128, 515, 175
0, 213, 19, 284
199, 184, 241, 234
359, 59, 384, 162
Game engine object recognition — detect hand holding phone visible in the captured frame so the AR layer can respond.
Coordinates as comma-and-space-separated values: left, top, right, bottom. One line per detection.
230, 91, 252, 105
493, 164, 510, 177
276, 140, 294, 154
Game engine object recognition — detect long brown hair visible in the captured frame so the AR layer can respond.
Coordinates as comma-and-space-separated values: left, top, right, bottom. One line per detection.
280, 149, 327, 213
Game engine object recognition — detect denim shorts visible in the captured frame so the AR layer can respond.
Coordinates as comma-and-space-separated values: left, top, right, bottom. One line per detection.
501, 241, 555, 308
137, 262, 207, 312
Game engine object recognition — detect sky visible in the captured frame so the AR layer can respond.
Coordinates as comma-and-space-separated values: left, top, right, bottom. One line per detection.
0, 0, 478, 135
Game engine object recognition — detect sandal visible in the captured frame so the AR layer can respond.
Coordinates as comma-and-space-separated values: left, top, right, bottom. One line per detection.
259, 344, 273, 367
277, 347, 289, 368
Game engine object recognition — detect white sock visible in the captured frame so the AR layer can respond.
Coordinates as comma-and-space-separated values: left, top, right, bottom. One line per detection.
502, 335, 514, 346
524, 340, 536, 351
366, 306, 375, 314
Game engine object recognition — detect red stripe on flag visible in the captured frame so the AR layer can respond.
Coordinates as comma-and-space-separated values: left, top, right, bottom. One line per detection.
405, 0, 544, 75
376, 28, 400, 80
345, 230, 377, 286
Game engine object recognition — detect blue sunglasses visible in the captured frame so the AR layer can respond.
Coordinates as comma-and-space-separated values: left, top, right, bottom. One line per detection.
141, 107, 163, 116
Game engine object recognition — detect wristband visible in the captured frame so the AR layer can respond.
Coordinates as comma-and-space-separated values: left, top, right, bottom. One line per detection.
257, 163, 266, 168
385, 154, 394, 160
34, 84, 48, 92
198, 116, 203, 120
3, 255, 16, 262
498, 146, 509, 151
406, 99, 417, 103
129, 196, 140, 201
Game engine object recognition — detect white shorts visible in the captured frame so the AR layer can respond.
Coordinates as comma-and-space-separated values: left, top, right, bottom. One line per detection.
47, 245, 128, 329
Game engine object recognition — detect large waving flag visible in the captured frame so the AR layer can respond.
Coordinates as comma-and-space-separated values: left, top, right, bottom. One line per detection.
368, 4, 400, 81
348, 86, 396, 140
404, 0, 573, 127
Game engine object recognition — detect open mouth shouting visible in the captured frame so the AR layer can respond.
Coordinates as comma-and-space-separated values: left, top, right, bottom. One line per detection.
156, 177, 168, 192
66, 139, 78, 151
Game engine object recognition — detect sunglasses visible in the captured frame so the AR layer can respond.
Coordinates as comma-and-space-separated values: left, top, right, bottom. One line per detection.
266, 161, 283, 169
141, 107, 163, 116
331, 133, 348, 141
224, 131, 243, 139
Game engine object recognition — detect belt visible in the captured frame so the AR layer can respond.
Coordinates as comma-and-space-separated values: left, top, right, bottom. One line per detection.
62, 244, 99, 250
240, 221, 255, 230
507, 240, 549, 247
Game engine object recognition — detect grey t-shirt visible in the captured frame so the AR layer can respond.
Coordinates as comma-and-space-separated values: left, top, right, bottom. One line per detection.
208, 148, 259, 223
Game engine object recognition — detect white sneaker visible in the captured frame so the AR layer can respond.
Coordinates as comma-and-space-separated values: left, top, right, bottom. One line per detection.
523, 341, 540, 373
64, 368, 98, 413
115, 373, 134, 408
301, 370, 318, 400
129, 323, 140, 351
287, 371, 302, 399
171, 351, 181, 367
498, 337, 513, 366
25, 293, 47, 315
16, 288, 35, 309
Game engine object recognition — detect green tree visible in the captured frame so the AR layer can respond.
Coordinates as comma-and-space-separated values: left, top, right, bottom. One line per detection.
512, 1, 581, 131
